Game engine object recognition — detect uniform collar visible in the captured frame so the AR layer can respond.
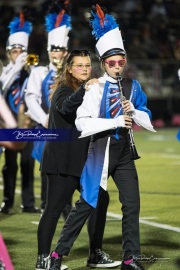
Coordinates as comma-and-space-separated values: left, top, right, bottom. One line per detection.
49, 62, 57, 71
103, 72, 118, 83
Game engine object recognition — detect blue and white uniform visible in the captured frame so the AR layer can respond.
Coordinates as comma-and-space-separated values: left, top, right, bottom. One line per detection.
25, 62, 57, 128
25, 63, 57, 162
76, 73, 156, 208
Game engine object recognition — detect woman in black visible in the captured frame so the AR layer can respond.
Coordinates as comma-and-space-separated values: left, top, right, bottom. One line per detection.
35, 49, 121, 270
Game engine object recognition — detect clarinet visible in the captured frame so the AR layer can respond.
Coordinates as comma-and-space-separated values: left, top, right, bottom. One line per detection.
116, 73, 140, 160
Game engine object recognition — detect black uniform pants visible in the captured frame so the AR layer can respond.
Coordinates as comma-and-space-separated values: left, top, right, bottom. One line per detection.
2, 142, 35, 208
37, 173, 109, 255
55, 137, 140, 260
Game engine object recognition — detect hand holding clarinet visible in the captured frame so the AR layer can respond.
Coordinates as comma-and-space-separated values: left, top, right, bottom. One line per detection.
116, 72, 140, 160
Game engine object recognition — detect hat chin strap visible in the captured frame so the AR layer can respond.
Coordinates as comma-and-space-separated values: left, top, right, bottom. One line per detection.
6, 44, 26, 51
100, 48, 126, 59
47, 45, 67, 52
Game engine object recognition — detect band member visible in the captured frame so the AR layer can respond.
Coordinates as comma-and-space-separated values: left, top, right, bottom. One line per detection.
25, 0, 71, 215
48, 5, 156, 270
0, 12, 38, 214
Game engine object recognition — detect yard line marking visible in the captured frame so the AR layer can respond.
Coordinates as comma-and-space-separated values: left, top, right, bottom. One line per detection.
107, 212, 122, 219
146, 135, 176, 141
0, 186, 42, 198
0, 185, 21, 193
32, 221, 39, 225
1, 182, 179, 233
139, 219, 180, 233
138, 217, 158, 220
107, 212, 180, 233
32, 212, 180, 233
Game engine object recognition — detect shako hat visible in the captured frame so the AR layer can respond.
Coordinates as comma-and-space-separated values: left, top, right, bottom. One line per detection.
90, 4, 126, 59
6, 11, 32, 51
45, 0, 72, 51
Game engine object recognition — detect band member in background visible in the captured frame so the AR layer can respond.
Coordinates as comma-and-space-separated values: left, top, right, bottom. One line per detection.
0, 12, 38, 214
48, 5, 156, 270
0, 93, 29, 150
25, 0, 72, 216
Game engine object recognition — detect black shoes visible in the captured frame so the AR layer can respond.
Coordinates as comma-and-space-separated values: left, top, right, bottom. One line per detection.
35, 254, 49, 270
0, 202, 40, 214
48, 256, 62, 270
21, 206, 40, 213
121, 260, 145, 270
0, 202, 12, 214
87, 249, 121, 268
48, 253, 68, 270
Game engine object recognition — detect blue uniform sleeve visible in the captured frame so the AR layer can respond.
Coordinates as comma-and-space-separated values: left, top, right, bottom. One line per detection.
132, 80, 152, 120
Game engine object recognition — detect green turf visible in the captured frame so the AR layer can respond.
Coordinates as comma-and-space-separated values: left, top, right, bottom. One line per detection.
0, 128, 180, 270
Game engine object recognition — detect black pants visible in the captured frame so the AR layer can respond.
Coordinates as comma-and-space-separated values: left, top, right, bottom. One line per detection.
1, 142, 35, 208
55, 137, 140, 260
40, 172, 72, 220
40, 171, 48, 210
37, 173, 109, 255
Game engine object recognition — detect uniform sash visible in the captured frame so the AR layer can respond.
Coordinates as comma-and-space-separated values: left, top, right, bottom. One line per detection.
32, 70, 56, 163
41, 69, 56, 113
80, 136, 110, 208
7, 75, 27, 114
32, 139, 45, 163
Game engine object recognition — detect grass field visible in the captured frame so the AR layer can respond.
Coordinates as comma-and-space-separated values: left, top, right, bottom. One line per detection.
0, 128, 180, 270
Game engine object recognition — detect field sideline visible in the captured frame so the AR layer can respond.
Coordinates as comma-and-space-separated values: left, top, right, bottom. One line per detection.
0, 128, 180, 270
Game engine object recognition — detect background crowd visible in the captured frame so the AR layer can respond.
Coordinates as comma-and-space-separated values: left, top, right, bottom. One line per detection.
0, 0, 179, 62
0, 0, 180, 126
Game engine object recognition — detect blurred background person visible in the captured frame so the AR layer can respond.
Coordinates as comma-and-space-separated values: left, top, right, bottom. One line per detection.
0, 11, 38, 214
25, 0, 72, 217
0, 59, 18, 151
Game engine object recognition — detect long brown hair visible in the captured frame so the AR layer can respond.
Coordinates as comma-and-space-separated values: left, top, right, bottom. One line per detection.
50, 49, 91, 101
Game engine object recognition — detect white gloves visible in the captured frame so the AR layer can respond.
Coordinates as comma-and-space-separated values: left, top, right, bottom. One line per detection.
114, 115, 125, 128
14, 52, 27, 72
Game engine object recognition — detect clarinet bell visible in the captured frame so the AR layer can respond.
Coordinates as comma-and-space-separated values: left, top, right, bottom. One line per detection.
127, 131, 141, 160
130, 145, 141, 160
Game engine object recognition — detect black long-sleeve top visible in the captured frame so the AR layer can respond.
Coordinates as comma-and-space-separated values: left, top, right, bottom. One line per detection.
40, 84, 90, 177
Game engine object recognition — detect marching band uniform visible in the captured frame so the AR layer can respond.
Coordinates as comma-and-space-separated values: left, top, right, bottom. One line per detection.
0, 12, 37, 214
25, 62, 57, 167
76, 73, 155, 209
25, 5, 71, 214
48, 5, 156, 270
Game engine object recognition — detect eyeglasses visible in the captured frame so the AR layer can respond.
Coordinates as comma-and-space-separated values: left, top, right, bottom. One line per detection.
104, 59, 126, 68
71, 64, 92, 70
